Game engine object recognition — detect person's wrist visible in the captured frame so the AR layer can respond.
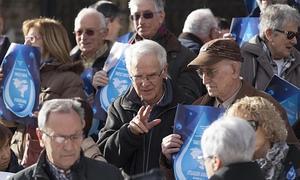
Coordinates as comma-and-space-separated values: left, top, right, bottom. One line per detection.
128, 123, 140, 135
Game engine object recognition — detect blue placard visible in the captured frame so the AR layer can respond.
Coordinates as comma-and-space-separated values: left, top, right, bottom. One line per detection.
93, 42, 131, 115
173, 105, 225, 180
81, 68, 95, 97
265, 75, 300, 126
230, 17, 259, 46
0, 43, 40, 124
99, 56, 131, 111
117, 32, 134, 43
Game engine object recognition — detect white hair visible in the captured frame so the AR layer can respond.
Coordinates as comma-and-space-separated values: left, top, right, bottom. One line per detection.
128, 0, 165, 13
182, 9, 218, 38
201, 116, 256, 166
38, 99, 85, 130
74, 7, 106, 31
259, 4, 300, 38
124, 39, 167, 75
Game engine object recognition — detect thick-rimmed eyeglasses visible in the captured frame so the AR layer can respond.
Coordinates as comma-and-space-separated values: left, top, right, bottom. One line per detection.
198, 155, 213, 163
274, 29, 299, 40
130, 11, 159, 21
41, 130, 83, 144
247, 120, 259, 131
130, 69, 164, 83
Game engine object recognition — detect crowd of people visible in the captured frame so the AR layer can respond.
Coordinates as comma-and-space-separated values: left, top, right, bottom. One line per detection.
0, 0, 300, 179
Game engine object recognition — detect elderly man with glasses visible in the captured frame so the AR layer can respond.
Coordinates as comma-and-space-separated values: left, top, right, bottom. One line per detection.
70, 7, 113, 140
126, 0, 205, 103
71, 8, 110, 71
161, 38, 299, 178
241, 4, 300, 90
9, 99, 123, 180
97, 39, 188, 176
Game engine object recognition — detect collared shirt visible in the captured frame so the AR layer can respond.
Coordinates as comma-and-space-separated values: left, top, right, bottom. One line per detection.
214, 80, 242, 109
261, 39, 295, 78
46, 158, 73, 180
81, 43, 108, 69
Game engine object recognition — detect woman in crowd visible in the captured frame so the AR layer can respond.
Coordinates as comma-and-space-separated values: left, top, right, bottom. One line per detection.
226, 96, 300, 179
241, 4, 300, 90
6, 17, 86, 167
0, 124, 23, 173
22, 17, 85, 101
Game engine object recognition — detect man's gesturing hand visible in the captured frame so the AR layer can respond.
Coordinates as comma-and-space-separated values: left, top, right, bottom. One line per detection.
128, 105, 161, 135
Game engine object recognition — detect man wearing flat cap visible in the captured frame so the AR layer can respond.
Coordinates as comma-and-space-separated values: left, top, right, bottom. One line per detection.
161, 38, 299, 173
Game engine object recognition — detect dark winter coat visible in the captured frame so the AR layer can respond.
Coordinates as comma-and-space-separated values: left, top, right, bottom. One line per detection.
209, 161, 265, 180
98, 79, 186, 176
178, 32, 204, 55
40, 59, 85, 102
8, 150, 123, 180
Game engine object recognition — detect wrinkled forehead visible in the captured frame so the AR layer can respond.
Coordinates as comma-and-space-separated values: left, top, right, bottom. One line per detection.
75, 13, 102, 30
130, 0, 157, 14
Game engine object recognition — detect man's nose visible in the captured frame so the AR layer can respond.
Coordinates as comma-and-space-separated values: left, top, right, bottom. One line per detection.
202, 74, 211, 85
138, 15, 145, 25
141, 78, 151, 86
63, 139, 74, 151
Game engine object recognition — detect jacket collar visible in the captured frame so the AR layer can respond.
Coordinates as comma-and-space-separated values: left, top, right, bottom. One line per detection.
194, 80, 255, 108
178, 32, 204, 46
32, 150, 85, 180
129, 25, 181, 53
242, 35, 300, 77
211, 161, 264, 179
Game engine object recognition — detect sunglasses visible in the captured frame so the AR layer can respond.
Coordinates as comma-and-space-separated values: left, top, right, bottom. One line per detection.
274, 29, 299, 40
130, 11, 158, 21
247, 120, 259, 131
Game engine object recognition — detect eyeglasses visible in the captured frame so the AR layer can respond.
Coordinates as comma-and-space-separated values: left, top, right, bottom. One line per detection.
196, 68, 218, 79
130, 69, 164, 83
247, 120, 259, 131
274, 29, 299, 40
198, 155, 213, 162
130, 11, 159, 21
42, 130, 83, 144
74, 28, 104, 36
24, 35, 41, 43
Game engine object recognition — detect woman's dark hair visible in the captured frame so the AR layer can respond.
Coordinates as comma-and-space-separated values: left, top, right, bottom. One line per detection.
90, 1, 120, 21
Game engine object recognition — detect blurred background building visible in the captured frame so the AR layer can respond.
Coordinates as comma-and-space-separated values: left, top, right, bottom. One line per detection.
0, 0, 247, 45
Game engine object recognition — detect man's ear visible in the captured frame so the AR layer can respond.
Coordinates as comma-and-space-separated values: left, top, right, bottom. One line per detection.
101, 28, 108, 38
158, 11, 165, 25
162, 64, 168, 79
231, 62, 241, 79
36, 128, 45, 148
212, 155, 222, 171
